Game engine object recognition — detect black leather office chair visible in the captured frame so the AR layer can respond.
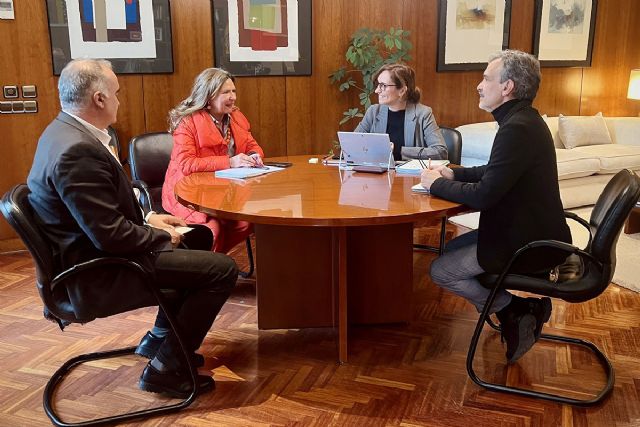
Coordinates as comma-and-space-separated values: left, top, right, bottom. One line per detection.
129, 132, 255, 277
467, 169, 640, 406
0, 184, 198, 426
413, 126, 464, 254
440, 126, 462, 165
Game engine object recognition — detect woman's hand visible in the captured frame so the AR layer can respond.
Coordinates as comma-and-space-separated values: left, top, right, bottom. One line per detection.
230, 153, 259, 168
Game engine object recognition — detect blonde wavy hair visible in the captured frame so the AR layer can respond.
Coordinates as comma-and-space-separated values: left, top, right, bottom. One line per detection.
168, 68, 234, 132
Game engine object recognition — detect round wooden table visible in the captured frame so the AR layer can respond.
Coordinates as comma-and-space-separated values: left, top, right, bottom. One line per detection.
175, 155, 466, 362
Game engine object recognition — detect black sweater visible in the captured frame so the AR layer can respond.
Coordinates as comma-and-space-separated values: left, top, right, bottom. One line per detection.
430, 100, 571, 273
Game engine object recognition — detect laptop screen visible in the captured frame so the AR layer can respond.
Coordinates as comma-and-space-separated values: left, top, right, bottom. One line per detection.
337, 132, 393, 168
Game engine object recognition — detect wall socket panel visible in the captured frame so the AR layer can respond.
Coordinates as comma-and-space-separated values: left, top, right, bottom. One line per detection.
3, 86, 18, 98
0, 100, 37, 114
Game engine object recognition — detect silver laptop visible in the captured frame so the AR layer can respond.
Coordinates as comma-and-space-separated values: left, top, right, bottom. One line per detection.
337, 132, 393, 168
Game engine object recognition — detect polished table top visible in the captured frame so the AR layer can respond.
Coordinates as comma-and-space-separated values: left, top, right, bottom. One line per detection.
174, 155, 466, 226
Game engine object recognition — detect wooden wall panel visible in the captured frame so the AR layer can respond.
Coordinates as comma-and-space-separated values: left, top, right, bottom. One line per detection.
0, 1, 58, 247
234, 77, 287, 156
142, 0, 214, 139
2, 0, 640, 248
581, 0, 640, 117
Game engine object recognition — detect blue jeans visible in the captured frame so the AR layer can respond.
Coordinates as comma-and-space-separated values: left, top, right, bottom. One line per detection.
430, 230, 512, 313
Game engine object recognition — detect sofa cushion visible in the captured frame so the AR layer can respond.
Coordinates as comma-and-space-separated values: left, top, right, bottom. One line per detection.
558, 113, 613, 149
572, 144, 640, 174
542, 115, 564, 149
604, 117, 640, 145
555, 149, 601, 180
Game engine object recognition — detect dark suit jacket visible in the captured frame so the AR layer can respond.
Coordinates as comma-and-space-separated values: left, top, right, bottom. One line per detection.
27, 112, 172, 320
430, 100, 571, 274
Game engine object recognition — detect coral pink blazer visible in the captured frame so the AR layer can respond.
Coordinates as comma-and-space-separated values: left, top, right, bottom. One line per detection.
162, 109, 264, 223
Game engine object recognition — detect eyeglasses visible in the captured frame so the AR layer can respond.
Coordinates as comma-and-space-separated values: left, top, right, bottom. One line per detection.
376, 82, 397, 91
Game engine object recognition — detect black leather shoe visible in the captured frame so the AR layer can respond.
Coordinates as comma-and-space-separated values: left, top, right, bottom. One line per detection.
496, 304, 536, 364
139, 363, 215, 399
135, 331, 205, 367
135, 331, 163, 359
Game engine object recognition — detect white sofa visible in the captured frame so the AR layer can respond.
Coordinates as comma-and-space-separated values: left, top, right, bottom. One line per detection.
457, 116, 640, 209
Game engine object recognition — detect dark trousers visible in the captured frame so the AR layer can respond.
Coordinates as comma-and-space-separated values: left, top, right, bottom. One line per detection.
152, 247, 237, 370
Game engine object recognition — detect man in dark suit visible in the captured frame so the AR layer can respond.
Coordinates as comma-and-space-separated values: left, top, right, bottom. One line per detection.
421, 50, 572, 363
27, 58, 238, 398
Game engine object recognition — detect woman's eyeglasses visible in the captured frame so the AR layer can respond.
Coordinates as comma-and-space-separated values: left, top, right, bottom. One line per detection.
376, 82, 397, 91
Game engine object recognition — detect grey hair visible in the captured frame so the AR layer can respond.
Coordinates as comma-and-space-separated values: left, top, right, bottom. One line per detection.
58, 59, 113, 113
168, 68, 234, 132
488, 50, 541, 100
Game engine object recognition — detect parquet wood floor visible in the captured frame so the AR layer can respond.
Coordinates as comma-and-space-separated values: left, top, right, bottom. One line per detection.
0, 226, 639, 426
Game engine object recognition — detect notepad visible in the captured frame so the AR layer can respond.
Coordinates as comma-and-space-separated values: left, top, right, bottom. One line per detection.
214, 166, 283, 179
396, 159, 450, 175
174, 226, 193, 235
411, 183, 430, 194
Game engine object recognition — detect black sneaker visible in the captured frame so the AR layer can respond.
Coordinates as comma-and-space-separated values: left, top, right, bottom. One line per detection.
525, 297, 552, 340
496, 304, 537, 364
135, 331, 206, 367
139, 363, 215, 399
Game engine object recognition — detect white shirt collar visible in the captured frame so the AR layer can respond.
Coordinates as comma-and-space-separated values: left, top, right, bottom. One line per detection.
64, 110, 113, 150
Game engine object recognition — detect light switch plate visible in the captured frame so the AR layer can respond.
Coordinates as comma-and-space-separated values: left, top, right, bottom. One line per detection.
22, 85, 37, 98
0, 101, 12, 113
24, 100, 38, 113
11, 101, 24, 113
3, 86, 18, 98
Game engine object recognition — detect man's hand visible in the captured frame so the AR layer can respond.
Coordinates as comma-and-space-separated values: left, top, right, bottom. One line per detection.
421, 165, 454, 189
147, 213, 187, 230
147, 214, 187, 248
230, 153, 259, 168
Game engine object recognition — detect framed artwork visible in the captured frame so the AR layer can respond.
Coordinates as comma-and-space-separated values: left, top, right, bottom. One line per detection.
211, 0, 312, 76
533, 0, 597, 67
437, 0, 512, 71
45, 0, 173, 75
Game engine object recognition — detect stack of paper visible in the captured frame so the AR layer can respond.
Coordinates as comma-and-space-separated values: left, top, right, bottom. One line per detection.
411, 183, 430, 194
214, 166, 283, 179
396, 159, 449, 175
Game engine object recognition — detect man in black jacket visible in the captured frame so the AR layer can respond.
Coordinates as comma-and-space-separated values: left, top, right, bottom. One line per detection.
421, 50, 571, 363
27, 59, 238, 398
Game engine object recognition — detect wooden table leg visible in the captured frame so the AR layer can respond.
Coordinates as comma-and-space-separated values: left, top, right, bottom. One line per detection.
333, 227, 348, 364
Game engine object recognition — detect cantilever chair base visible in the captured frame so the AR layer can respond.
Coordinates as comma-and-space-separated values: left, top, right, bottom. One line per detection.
467, 314, 614, 406
44, 347, 196, 427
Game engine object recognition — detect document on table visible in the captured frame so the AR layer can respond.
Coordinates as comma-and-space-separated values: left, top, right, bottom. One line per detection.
214, 166, 283, 179
396, 159, 450, 175
411, 183, 430, 194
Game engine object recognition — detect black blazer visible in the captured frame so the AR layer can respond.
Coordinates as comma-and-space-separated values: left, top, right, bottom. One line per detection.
431, 100, 571, 274
27, 112, 172, 320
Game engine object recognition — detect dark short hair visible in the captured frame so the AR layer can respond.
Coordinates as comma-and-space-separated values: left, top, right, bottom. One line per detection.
488, 50, 541, 100
373, 63, 421, 104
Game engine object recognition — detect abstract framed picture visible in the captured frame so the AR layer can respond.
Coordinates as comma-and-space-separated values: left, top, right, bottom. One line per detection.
437, 0, 512, 71
212, 0, 312, 76
533, 0, 597, 67
45, 0, 173, 75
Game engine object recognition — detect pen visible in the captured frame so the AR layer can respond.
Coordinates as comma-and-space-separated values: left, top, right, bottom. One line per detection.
428, 158, 431, 169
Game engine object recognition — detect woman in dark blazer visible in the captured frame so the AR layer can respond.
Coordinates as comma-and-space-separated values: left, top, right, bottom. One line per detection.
355, 63, 447, 161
